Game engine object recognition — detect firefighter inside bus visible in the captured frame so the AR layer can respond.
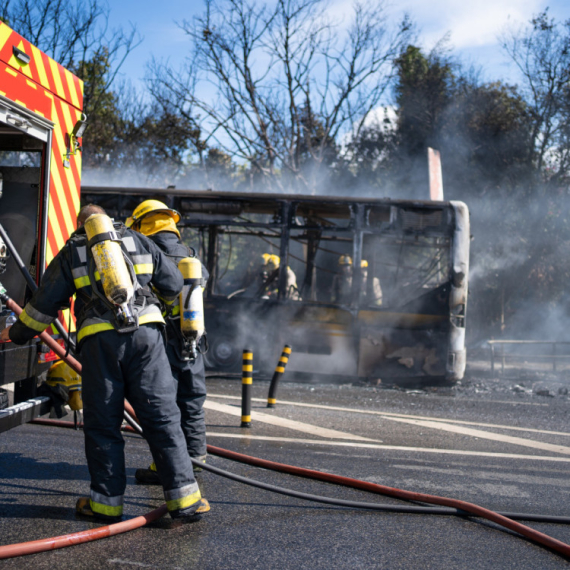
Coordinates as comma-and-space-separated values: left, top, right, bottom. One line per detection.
331, 256, 382, 306
360, 259, 383, 306
258, 253, 300, 300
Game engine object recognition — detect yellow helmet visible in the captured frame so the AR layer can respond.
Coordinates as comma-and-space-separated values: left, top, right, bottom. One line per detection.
47, 360, 83, 410
125, 199, 180, 228
338, 255, 353, 266
261, 253, 280, 268
360, 259, 368, 268
47, 360, 82, 390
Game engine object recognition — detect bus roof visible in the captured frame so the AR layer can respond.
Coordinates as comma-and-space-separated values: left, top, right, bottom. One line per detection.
81, 185, 458, 209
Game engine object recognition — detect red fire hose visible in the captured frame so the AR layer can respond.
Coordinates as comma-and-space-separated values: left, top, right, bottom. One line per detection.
2, 418, 570, 560
206, 445, 570, 557
0, 506, 167, 558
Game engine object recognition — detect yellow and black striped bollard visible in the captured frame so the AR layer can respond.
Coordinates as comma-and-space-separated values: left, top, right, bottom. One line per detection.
241, 349, 253, 427
267, 345, 292, 408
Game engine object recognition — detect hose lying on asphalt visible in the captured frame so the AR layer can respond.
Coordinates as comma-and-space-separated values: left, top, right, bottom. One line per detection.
0, 505, 167, 559
206, 444, 570, 525
1, 417, 567, 561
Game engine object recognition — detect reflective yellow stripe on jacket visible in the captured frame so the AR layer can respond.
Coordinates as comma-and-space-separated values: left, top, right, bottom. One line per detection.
73, 265, 152, 289
77, 308, 165, 343
19, 304, 55, 333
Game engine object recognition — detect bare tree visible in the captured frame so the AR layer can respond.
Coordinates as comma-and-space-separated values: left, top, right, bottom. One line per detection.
1, 0, 140, 117
500, 10, 570, 185
149, 0, 411, 193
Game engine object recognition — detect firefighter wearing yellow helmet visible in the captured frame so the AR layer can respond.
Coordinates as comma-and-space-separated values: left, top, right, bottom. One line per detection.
360, 259, 383, 306
331, 255, 353, 303
330, 255, 383, 305
6, 204, 206, 522
128, 199, 210, 484
258, 253, 300, 300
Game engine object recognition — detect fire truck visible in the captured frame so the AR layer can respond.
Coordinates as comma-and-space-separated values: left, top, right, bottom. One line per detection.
0, 22, 84, 432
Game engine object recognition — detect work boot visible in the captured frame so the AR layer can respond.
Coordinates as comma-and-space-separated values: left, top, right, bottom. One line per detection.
135, 463, 161, 485
75, 497, 122, 523
169, 498, 210, 521
191, 454, 207, 473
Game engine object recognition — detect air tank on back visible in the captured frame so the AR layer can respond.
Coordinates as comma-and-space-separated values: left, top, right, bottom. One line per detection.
84, 213, 135, 325
178, 256, 205, 359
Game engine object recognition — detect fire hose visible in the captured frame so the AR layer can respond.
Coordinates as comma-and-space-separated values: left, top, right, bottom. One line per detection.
2, 417, 570, 560
1, 294, 570, 559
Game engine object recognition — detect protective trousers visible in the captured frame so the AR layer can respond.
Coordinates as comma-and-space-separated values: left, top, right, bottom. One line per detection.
166, 340, 207, 458
81, 324, 200, 517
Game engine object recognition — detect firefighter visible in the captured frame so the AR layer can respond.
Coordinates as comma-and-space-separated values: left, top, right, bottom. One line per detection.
1, 204, 208, 522
331, 255, 353, 304
360, 260, 383, 306
258, 253, 300, 300
125, 200, 208, 483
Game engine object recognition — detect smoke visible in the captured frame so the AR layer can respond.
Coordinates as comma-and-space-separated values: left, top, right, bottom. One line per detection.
83, 99, 570, 351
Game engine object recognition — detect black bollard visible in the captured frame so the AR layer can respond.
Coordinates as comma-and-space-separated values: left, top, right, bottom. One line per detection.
241, 349, 253, 427
267, 345, 292, 408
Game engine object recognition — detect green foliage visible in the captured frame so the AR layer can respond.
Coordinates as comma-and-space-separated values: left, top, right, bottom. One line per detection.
73, 49, 124, 168
394, 45, 455, 157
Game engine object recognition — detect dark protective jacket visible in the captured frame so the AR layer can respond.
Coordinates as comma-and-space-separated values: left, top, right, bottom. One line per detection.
10, 223, 183, 346
148, 231, 208, 358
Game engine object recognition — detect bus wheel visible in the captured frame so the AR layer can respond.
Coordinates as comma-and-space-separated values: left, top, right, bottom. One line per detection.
205, 335, 242, 371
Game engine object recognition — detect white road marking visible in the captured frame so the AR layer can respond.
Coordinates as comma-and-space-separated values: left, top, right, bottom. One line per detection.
204, 400, 376, 442
207, 394, 570, 456
380, 416, 570, 455
207, 394, 570, 437
205, 432, 570, 463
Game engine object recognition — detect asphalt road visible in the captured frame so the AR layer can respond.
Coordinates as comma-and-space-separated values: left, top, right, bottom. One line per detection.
2, 375, 570, 569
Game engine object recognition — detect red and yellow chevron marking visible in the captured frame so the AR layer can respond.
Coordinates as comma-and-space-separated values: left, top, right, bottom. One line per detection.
0, 23, 83, 109
0, 23, 84, 335
0, 22, 83, 267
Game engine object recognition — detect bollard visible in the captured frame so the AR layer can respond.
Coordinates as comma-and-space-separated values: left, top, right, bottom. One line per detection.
241, 349, 253, 427
267, 345, 292, 408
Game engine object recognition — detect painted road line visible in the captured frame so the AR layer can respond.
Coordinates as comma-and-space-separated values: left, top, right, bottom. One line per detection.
207, 394, 569, 437
206, 397, 570, 455
379, 416, 570, 455
205, 432, 570, 463
204, 400, 376, 442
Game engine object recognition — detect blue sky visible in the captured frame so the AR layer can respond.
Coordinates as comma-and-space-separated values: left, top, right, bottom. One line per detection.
107, 0, 570, 92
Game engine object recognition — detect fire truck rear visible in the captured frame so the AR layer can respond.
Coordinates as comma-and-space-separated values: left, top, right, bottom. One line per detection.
0, 22, 84, 431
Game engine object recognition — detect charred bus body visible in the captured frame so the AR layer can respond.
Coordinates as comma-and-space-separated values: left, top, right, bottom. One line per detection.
82, 187, 469, 387
0, 22, 84, 428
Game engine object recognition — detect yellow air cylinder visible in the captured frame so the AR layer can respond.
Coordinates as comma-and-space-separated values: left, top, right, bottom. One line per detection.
178, 257, 205, 339
84, 214, 134, 307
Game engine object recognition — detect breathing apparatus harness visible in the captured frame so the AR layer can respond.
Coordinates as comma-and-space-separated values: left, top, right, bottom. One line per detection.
76, 216, 159, 336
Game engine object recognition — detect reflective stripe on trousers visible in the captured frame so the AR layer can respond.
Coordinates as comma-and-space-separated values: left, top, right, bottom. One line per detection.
90, 490, 123, 517
164, 481, 201, 512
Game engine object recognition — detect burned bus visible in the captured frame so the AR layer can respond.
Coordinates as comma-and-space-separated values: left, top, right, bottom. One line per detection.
82, 187, 470, 387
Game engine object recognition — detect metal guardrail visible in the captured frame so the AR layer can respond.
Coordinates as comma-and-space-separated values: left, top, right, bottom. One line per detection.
488, 340, 570, 373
